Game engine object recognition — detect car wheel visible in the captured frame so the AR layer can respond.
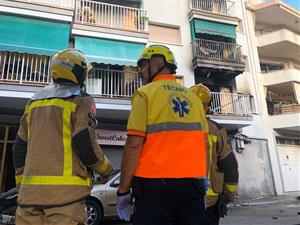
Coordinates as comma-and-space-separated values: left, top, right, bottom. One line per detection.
86, 198, 103, 225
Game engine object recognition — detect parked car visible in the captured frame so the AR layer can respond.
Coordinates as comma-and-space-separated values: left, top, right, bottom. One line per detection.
86, 170, 133, 225
0, 170, 125, 225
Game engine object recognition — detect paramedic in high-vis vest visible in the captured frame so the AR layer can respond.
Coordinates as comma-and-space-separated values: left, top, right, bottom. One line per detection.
116, 45, 209, 225
190, 84, 239, 225
12, 49, 113, 225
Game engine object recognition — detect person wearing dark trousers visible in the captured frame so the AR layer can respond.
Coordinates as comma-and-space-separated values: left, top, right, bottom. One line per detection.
116, 45, 209, 225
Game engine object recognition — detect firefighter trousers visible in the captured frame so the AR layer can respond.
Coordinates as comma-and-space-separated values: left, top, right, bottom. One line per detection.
16, 200, 86, 225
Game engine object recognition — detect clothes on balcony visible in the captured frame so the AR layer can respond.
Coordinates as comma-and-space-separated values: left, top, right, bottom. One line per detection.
199, 46, 218, 56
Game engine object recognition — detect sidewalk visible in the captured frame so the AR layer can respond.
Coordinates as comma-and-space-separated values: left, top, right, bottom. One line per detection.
228, 191, 300, 207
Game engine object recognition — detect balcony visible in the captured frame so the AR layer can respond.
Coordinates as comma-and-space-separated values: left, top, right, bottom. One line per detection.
210, 92, 253, 116
261, 63, 300, 86
0, 51, 141, 97
267, 101, 300, 116
256, 25, 300, 62
190, 0, 229, 15
189, 0, 238, 25
73, 0, 148, 41
0, 0, 74, 21
267, 101, 300, 133
0, 51, 142, 122
209, 92, 253, 130
192, 38, 244, 80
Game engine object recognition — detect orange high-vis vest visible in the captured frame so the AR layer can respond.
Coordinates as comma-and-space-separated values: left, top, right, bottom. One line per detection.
130, 74, 208, 178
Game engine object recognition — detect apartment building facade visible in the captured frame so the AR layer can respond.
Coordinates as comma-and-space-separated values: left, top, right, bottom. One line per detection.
242, 0, 300, 194
0, 0, 298, 196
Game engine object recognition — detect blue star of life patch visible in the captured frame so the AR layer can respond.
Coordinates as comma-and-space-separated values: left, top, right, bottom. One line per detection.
170, 95, 191, 118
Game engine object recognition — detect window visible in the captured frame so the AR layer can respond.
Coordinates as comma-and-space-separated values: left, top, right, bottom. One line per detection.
276, 137, 300, 146
149, 23, 181, 45
260, 63, 284, 74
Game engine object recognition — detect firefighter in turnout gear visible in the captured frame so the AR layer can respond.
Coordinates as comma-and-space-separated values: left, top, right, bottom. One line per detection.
116, 45, 209, 225
190, 83, 239, 225
12, 48, 113, 225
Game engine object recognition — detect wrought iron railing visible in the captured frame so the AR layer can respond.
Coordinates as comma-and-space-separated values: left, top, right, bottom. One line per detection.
210, 92, 253, 116
190, 0, 231, 15
192, 38, 243, 64
74, 0, 148, 32
14, 0, 75, 9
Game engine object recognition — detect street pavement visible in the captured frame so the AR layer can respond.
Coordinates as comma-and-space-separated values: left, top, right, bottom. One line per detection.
101, 192, 300, 225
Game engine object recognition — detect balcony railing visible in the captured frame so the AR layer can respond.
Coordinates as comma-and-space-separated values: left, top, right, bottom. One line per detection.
210, 92, 253, 116
14, 0, 75, 9
0, 51, 51, 85
74, 0, 148, 32
0, 51, 141, 97
192, 38, 243, 64
190, 0, 231, 15
267, 101, 300, 115
86, 68, 142, 98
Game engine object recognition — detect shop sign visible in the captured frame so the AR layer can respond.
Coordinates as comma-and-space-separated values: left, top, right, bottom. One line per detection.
96, 129, 127, 146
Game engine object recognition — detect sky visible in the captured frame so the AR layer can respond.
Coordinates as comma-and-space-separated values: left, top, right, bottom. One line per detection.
282, 0, 300, 10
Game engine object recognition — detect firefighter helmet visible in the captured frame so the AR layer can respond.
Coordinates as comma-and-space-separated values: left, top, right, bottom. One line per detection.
137, 45, 177, 74
50, 48, 92, 85
189, 84, 212, 112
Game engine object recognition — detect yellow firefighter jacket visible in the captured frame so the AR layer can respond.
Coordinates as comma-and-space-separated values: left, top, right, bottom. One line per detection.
14, 94, 112, 206
206, 119, 238, 207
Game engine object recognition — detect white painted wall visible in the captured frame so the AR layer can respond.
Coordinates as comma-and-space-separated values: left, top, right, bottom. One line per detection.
262, 68, 300, 86
143, 0, 195, 87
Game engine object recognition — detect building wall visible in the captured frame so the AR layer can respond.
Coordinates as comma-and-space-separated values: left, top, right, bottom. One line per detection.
232, 138, 275, 196
144, 0, 195, 87
143, 0, 279, 195
236, 0, 290, 195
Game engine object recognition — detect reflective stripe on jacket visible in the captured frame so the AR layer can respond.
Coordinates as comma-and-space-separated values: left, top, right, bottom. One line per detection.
133, 74, 208, 178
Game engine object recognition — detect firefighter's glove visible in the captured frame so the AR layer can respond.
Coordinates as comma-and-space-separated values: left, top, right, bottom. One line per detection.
217, 192, 230, 218
116, 190, 131, 222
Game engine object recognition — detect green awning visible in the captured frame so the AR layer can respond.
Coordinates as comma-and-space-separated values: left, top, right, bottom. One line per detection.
0, 15, 70, 56
191, 19, 236, 39
75, 36, 145, 66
